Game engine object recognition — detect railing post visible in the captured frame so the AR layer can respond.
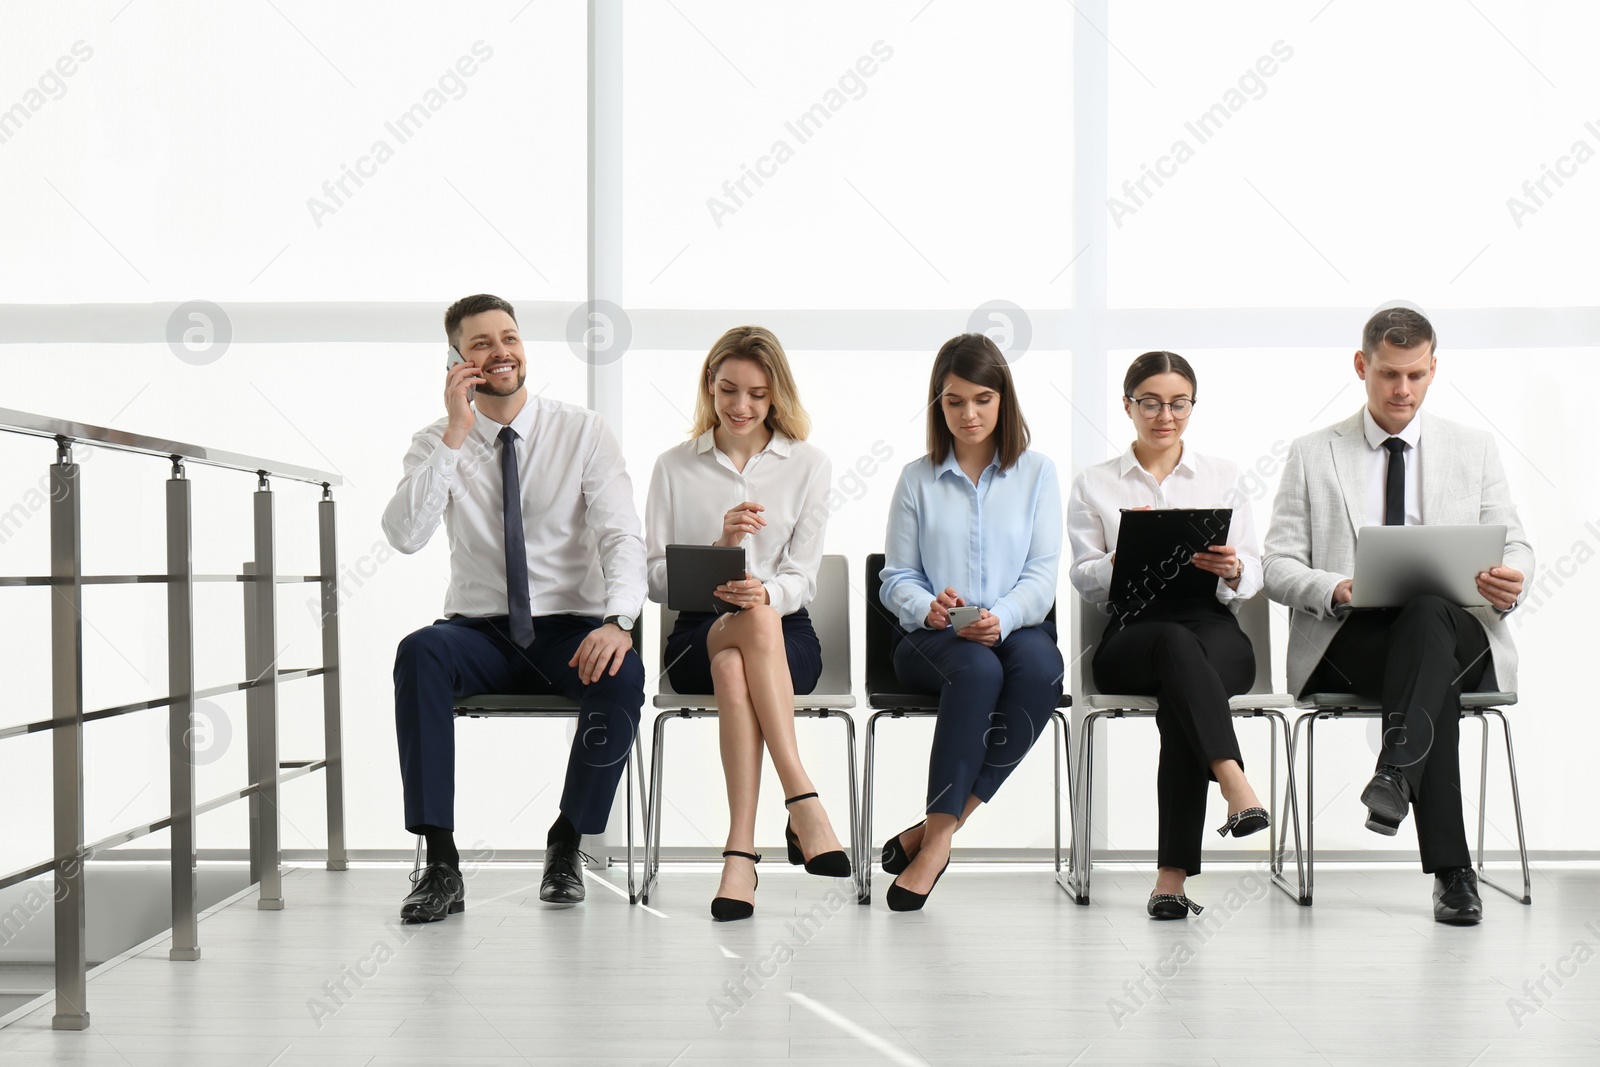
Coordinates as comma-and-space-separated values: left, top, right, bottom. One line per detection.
243, 473, 284, 909
317, 486, 348, 871
49, 437, 90, 1031
166, 458, 201, 960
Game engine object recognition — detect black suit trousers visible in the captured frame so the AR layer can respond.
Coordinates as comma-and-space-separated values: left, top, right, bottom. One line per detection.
1092, 599, 1256, 875
1302, 595, 1491, 873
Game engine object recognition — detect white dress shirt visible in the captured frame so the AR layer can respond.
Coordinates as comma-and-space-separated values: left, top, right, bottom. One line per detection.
1067, 442, 1262, 610
381, 395, 647, 621
645, 430, 832, 616
1361, 406, 1424, 527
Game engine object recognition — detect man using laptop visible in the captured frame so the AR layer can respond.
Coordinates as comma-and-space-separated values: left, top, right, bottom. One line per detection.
383, 293, 647, 921
1263, 306, 1533, 924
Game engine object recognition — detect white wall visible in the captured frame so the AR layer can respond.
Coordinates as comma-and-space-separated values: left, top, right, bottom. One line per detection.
2, 1, 1598, 876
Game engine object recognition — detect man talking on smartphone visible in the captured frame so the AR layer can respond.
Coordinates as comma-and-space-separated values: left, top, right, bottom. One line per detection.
383, 293, 646, 921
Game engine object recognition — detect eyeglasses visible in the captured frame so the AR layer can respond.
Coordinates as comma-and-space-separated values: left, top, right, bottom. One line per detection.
1126, 397, 1194, 419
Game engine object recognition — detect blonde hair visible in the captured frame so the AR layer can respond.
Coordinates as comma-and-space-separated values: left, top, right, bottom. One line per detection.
689, 326, 812, 441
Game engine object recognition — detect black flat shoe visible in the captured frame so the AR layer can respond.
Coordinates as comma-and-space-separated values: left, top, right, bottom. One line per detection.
1361, 765, 1411, 824
540, 838, 591, 903
1147, 893, 1204, 920
881, 820, 926, 875
784, 792, 852, 878
886, 860, 949, 912
1216, 806, 1269, 838
1433, 867, 1483, 925
400, 864, 465, 923
711, 850, 761, 923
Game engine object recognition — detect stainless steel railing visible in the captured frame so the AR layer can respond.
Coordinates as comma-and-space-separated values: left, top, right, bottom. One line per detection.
0, 407, 347, 1031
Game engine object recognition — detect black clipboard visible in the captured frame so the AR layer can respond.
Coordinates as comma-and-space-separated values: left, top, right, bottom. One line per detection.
1108, 508, 1233, 603
665, 544, 748, 614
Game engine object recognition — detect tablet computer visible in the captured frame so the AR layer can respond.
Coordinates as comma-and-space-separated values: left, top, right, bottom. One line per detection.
1349, 524, 1505, 608
1108, 508, 1233, 603
665, 544, 748, 615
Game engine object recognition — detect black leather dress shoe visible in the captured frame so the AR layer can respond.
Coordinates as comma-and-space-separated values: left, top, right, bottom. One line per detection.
1365, 809, 1401, 836
1361, 765, 1411, 825
400, 864, 464, 923
540, 838, 590, 904
1433, 867, 1483, 925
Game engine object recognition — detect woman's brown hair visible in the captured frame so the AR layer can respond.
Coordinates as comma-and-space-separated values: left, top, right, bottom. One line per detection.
926, 333, 1030, 471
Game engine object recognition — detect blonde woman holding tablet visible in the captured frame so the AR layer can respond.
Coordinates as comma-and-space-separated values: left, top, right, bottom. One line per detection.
644, 326, 851, 922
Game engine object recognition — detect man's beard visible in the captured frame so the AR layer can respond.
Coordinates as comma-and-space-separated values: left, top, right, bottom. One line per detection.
478, 368, 526, 397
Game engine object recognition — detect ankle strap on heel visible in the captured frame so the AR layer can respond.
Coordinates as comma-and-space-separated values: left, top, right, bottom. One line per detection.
721, 850, 762, 863
784, 792, 819, 807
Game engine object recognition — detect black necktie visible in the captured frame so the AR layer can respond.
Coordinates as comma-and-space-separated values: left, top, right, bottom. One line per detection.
1382, 437, 1407, 526
498, 426, 535, 647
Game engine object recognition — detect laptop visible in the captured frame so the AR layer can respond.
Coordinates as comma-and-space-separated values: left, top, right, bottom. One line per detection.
1349, 524, 1507, 609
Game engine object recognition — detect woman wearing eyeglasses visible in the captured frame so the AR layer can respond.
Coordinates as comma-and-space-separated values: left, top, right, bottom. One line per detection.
1066, 351, 1268, 919
878, 333, 1064, 911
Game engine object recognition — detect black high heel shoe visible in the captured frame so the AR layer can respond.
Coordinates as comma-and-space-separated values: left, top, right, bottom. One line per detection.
784, 792, 852, 878
1216, 806, 1269, 838
881, 820, 926, 876
886, 860, 949, 912
1148, 893, 1204, 920
710, 850, 761, 923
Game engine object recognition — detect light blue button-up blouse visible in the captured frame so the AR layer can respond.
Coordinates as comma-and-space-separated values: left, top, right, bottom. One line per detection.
879, 448, 1062, 640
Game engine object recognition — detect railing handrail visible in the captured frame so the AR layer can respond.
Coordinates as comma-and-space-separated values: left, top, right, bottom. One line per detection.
0, 407, 342, 487
0, 427, 346, 1031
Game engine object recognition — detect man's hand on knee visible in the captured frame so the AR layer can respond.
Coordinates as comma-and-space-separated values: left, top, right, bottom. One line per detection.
569, 622, 632, 685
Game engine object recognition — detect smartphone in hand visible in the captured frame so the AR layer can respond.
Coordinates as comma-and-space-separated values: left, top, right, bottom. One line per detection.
948, 605, 983, 631
446, 346, 475, 401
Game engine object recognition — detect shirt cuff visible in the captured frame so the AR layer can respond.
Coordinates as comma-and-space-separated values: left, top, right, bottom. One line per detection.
427, 438, 459, 477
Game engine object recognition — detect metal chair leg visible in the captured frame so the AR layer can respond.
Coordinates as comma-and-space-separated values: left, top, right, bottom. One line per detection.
859, 711, 887, 904
411, 834, 424, 875
1474, 709, 1532, 904
642, 712, 670, 905
624, 732, 647, 904
1065, 711, 1103, 904
833, 711, 862, 902
1264, 709, 1307, 905
1051, 710, 1065, 876
1303, 712, 1319, 905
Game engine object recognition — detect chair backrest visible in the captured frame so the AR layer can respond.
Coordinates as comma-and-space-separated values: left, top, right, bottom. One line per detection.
864, 552, 900, 698
656, 553, 851, 698
1073, 593, 1275, 699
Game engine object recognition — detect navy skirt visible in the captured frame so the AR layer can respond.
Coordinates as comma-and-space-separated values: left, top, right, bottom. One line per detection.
662, 607, 823, 697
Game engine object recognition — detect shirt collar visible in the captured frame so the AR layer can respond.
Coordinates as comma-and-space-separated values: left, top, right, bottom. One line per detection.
473, 396, 538, 445
1118, 441, 1196, 479
1362, 406, 1422, 451
696, 428, 793, 460
935, 447, 1003, 480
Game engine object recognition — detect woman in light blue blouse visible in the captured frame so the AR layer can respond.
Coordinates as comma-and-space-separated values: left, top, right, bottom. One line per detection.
877, 333, 1064, 911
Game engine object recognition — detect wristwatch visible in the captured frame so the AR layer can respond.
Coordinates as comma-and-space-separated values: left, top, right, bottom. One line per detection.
605, 614, 635, 632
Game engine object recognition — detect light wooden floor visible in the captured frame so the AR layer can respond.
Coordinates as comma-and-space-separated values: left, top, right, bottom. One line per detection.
2, 861, 1598, 1066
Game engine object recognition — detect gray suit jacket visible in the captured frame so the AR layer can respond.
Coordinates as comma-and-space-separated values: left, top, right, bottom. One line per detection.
1263, 409, 1534, 696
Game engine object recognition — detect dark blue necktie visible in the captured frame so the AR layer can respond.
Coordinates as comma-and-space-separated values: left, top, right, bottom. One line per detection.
498, 426, 535, 647
1383, 437, 1407, 526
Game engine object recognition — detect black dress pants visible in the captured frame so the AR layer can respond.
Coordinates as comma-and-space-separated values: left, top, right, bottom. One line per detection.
1301, 595, 1491, 873
1092, 600, 1255, 875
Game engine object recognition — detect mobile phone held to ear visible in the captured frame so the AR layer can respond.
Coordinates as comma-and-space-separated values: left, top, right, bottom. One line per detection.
947, 605, 983, 631
446, 346, 475, 401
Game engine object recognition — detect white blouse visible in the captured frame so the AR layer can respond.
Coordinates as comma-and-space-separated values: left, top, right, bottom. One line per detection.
1067, 443, 1262, 610
645, 430, 833, 615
